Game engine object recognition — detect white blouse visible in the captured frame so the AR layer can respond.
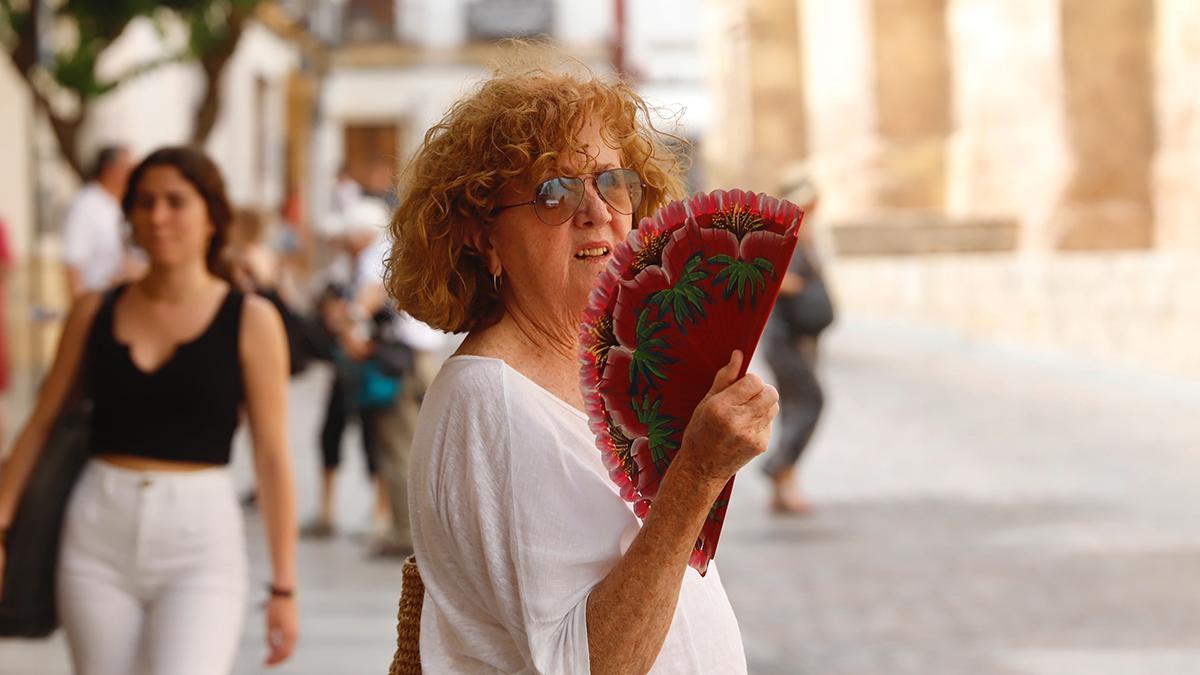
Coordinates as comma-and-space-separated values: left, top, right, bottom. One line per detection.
408, 356, 748, 674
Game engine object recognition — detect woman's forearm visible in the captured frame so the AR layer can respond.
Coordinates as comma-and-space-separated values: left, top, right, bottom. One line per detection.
253, 447, 298, 588
585, 457, 726, 675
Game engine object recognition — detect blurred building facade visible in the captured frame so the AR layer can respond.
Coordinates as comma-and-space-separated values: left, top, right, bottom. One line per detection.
705, 0, 1200, 377
0, 0, 711, 380
283, 0, 709, 235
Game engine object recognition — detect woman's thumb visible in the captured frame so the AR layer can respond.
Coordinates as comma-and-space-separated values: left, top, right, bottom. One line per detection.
707, 350, 743, 396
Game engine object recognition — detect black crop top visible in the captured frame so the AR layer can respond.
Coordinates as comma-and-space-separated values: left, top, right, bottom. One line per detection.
87, 285, 245, 464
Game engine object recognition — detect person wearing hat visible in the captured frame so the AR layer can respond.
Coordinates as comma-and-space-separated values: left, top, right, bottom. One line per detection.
760, 168, 833, 514
302, 196, 394, 538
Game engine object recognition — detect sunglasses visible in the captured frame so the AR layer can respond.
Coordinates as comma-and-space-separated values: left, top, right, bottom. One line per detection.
494, 168, 645, 226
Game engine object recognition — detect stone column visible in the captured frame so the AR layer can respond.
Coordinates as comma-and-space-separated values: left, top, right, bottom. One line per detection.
1152, 0, 1200, 252
745, 0, 808, 191
870, 0, 952, 210
1055, 0, 1155, 250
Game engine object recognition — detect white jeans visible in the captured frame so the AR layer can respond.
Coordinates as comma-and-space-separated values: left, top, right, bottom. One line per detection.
57, 460, 248, 675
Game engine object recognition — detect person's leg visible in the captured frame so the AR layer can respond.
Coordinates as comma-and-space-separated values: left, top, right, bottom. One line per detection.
309, 373, 348, 535
390, 352, 435, 544
367, 400, 415, 556
142, 579, 245, 675
57, 464, 147, 675
761, 338, 824, 513
140, 469, 247, 675
358, 406, 390, 529
58, 566, 146, 675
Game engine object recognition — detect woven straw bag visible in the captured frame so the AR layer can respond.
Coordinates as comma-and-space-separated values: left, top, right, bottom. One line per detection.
388, 555, 425, 674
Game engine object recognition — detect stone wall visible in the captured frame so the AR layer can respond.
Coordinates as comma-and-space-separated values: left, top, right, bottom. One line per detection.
827, 251, 1200, 377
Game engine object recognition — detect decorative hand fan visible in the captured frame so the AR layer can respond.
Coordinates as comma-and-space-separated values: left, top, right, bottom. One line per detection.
579, 189, 803, 575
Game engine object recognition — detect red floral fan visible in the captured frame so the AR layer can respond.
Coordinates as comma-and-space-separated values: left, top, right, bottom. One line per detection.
579, 189, 803, 575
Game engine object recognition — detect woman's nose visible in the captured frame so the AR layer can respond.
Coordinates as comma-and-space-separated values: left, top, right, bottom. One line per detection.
575, 178, 612, 228
150, 201, 172, 225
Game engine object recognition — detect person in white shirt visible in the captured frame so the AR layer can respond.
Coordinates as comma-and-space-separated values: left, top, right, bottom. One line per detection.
352, 218, 445, 558
332, 165, 363, 218
385, 61, 778, 674
60, 146, 137, 297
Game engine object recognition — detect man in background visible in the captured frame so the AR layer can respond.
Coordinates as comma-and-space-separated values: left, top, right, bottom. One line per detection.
60, 145, 140, 297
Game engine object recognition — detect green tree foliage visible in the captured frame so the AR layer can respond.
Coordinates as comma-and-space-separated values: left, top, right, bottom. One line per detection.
0, 0, 260, 177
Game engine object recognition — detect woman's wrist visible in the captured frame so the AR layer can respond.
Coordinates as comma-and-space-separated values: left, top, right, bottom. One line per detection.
266, 583, 296, 599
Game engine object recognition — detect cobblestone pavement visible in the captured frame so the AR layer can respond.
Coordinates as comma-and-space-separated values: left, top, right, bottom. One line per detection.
725, 320, 1200, 675
3, 319, 1199, 674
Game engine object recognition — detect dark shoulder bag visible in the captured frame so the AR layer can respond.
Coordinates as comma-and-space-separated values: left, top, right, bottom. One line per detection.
0, 290, 114, 637
780, 275, 836, 337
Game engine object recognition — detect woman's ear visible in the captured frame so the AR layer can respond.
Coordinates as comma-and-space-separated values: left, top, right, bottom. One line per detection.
467, 225, 503, 277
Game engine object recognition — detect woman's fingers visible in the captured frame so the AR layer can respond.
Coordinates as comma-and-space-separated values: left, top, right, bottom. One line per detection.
746, 383, 780, 418
263, 603, 298, 667
264, 625, 295, 666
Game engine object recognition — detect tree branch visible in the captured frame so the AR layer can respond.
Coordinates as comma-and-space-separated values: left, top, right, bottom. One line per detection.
96, 50, 191, 94
191, 5, 250, 145
5, 4, 87, 178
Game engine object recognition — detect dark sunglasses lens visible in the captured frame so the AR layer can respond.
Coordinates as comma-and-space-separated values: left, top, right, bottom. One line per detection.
597, 169, 643, 214
534, 177, 583, 224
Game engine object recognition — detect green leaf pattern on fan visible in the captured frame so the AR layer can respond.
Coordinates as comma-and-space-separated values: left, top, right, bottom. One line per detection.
629, 307, 674, 391
632, 395, 681, 474
647, 253, 709, 327
709, 255, 776, 307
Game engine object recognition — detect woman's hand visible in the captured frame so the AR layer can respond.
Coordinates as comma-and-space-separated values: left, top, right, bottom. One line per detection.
674, 350, 779, 486
264, 595, 298, 666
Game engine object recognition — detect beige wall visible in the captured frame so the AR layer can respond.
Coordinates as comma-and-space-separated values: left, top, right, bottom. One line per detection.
829, 251, 1200, 378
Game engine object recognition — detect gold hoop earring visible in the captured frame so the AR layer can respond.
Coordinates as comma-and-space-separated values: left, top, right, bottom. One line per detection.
492, 272, 501, 291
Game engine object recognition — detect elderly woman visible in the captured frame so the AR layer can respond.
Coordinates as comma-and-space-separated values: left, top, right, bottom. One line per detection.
387, 63, 779, 674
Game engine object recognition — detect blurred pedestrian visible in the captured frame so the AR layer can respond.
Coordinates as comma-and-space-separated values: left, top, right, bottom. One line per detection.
60, 145, 142, 298
760, 170, 833, 514
349, 228, 444, 558
363, 159, 399, 210
0, 147, 299, 674
302, 197, 392, 538
332, 165, 363, 217
225, 208, 312, 376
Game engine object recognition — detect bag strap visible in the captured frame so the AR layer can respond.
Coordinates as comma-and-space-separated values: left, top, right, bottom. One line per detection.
70, 286, 123, 407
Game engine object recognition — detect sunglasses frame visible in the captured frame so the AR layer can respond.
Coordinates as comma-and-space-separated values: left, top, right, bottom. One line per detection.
494, 168, 645, 225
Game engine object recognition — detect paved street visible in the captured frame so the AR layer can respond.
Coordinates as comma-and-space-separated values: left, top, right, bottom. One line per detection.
3, 319, 1199, 674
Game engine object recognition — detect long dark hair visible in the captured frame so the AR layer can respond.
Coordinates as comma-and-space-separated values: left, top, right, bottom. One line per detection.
122, 146, 233, 279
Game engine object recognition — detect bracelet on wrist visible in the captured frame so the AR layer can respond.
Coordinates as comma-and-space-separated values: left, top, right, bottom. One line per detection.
266, 584, 295, 599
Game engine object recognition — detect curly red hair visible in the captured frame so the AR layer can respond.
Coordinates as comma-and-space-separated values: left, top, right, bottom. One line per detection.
384, 57, 688, 334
